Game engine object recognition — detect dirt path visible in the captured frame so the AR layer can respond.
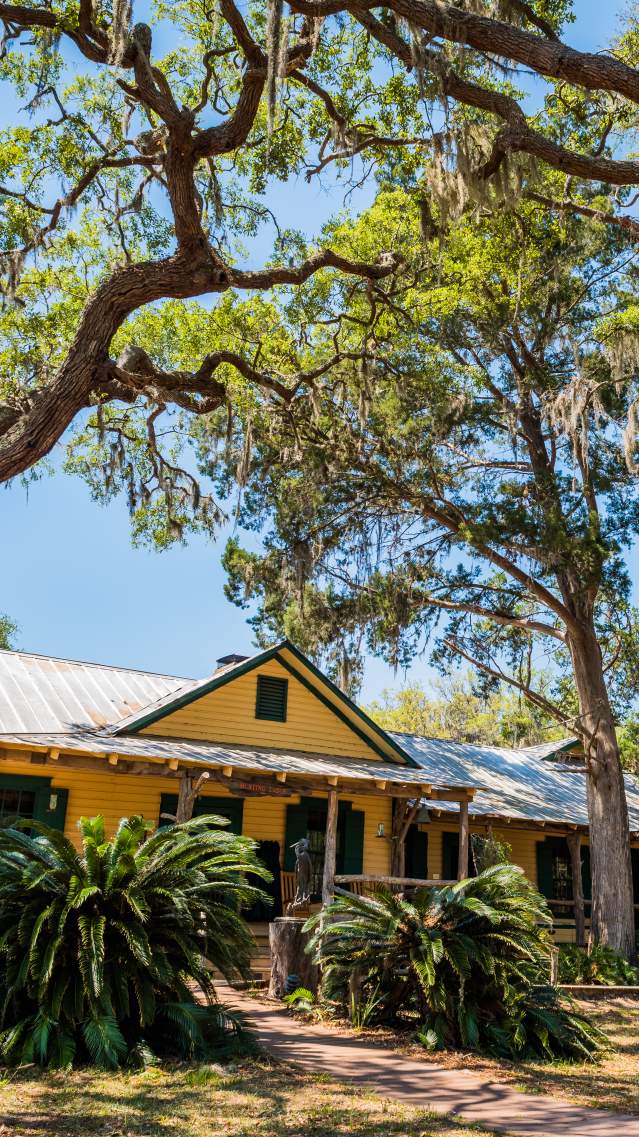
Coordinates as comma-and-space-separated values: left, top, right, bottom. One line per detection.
220, 985, 639, 1137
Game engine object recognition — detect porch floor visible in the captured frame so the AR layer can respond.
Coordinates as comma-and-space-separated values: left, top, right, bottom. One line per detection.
219, 984, 639, 1137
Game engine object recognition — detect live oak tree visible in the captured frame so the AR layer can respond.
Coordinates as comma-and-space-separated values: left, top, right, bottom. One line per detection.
3, 0, 639, 956
5, 0, 639, 495
221, 191, 639, 957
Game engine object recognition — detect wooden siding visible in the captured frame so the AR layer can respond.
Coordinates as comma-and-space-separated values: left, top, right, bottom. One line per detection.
428, 819, 548, 883
0, 757, 392, 874
6, 752, 637, 948
141, 658, 383, 760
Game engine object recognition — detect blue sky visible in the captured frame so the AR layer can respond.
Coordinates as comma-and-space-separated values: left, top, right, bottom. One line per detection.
0, 1, 632, 701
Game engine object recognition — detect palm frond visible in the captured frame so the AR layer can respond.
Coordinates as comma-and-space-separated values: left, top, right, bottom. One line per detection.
0, 813, 263, 1067
310, 864, 605, 1062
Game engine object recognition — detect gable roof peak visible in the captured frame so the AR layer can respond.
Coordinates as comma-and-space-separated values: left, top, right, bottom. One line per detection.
105, 639, 419, 768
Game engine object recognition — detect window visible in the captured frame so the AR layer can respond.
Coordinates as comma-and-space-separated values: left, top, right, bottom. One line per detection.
0, 786, 36, 825
305, 805, 344, 897
551, 847, 572, 901
255, 674, 288, 722
536, 836, 590, 920
0, 776, 68, 832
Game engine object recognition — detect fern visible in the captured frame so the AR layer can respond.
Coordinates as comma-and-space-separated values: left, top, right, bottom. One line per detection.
0, 813, 270, 1067
283, 986, 315, 1009
559, 943, 639, 986
306, 864, 606, 1061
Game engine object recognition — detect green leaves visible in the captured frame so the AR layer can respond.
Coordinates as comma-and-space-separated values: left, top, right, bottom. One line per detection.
559, 943, 639, 986
0, 813, 269, 1067
82, 1014, 128, 1070
307, 864, 606, 1061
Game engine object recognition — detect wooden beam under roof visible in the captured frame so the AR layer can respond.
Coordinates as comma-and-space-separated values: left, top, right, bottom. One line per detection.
429, 787, 477, 801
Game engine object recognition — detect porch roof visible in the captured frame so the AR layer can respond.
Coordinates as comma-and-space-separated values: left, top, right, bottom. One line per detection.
398, 733, 639, 834
0, 730, 478, 798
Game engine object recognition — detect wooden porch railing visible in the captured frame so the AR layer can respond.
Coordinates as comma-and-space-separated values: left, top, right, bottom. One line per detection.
335, 874, 456, 889
280, 872, 456, 907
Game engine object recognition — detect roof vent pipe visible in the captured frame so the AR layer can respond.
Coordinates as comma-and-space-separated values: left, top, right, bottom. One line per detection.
215, 653, 249, 670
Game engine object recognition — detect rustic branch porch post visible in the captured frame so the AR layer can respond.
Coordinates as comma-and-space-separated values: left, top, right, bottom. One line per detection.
322, 789, 339, 906
391, 799, 406, 878
458, 799, 470, 880
175, 769, 210, 823
391, 798, 421, 880
567, 831, 586, 947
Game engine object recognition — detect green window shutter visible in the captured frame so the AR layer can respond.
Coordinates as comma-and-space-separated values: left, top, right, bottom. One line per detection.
159, 793, 244, 833
341, 808, 364, 875
255, 675, 288, 721
405, 826, 428, 879
283, 802, 309, 870
536, 838, 554, 898
194, 795, 244, 833
442, 831, 459, 880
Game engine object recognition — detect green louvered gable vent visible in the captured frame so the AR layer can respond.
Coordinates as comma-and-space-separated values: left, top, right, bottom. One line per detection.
255, 674, 288, 722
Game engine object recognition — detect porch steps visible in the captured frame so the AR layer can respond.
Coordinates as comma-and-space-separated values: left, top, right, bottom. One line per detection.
212, 924, 272, 991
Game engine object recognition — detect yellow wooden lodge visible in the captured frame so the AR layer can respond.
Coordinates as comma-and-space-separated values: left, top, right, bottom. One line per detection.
1, 639, 639, 956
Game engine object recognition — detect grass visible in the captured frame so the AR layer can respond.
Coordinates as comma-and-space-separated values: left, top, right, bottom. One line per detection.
319, 997, 639, 1116
0, 1060, 505, 1137
1, 1000, 636, 1134
502, 998, 639, 1114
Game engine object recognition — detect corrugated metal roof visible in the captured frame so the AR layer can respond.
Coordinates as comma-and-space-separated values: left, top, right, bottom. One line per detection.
394, 733, 639, 831
0, 730, 471, 790
0, 650, 189, 733
512, 740, 580, 761
2, 647, 637, 832
108, 646, 267, 734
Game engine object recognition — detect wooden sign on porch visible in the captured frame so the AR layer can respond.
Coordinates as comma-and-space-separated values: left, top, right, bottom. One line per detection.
225, 776, 296, 797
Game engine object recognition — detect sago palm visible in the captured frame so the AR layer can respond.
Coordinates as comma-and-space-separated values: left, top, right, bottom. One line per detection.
306, 864, 605, 1061
0, 813, 270, 1068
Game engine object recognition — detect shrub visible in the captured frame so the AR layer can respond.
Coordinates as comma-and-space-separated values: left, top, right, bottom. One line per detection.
471, 832, 512, 873
0, 814, 270, 1068
558, 944, 639, 986
282, 987, 316, 1011
306, 864, 605, 1061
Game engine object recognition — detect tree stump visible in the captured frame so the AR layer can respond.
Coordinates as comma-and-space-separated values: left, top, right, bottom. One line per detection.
268, 917, 318, 998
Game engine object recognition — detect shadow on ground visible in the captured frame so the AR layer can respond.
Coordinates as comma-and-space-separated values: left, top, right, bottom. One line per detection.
0, 1061, 502, 1137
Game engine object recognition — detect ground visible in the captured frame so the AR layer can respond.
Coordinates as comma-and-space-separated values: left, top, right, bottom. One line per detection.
1, 1000, 636, 1136
0, 1062, 503, 1137
486, 999, 639, 1115
308, 997, 639, 1116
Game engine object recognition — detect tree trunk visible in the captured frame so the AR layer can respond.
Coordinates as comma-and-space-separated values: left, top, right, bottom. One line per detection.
268, 917, 319, 998
391, 798, 421, 880
568, 620, 635, 959
391, 799, 406, 877
175, 770, 210, 823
